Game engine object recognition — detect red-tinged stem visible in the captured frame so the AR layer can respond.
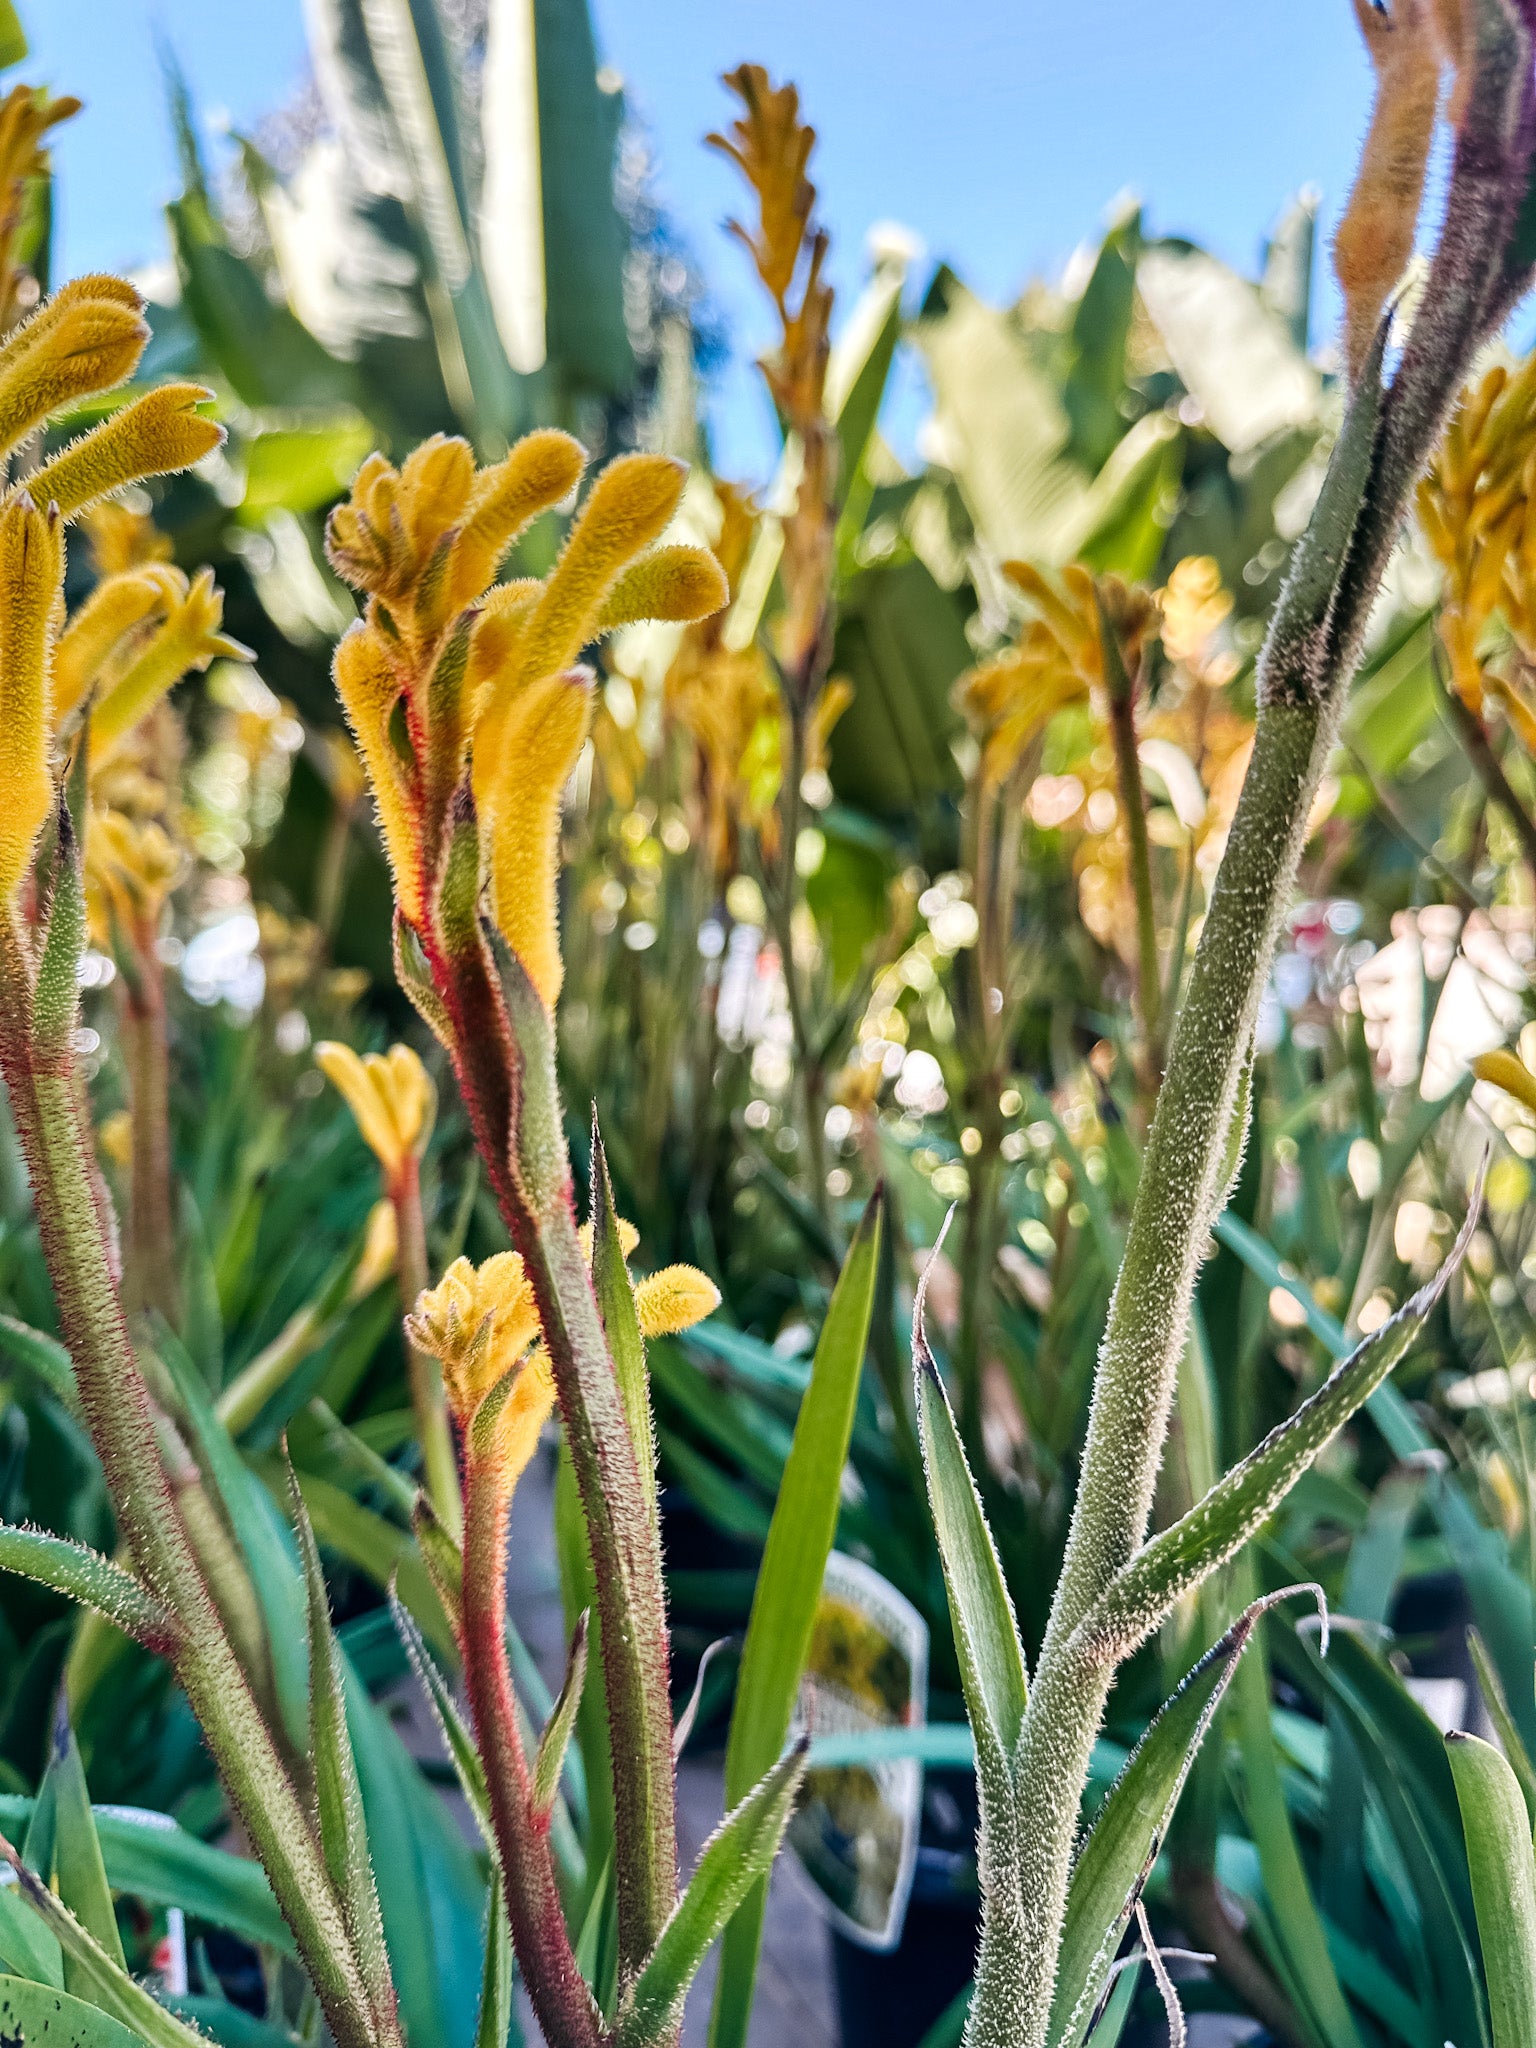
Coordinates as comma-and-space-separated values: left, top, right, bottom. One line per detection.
0, 944, 399, 2048
460, 1452, 605, 2048
391, 1154, 462, 1540
433, 930, 679, 1992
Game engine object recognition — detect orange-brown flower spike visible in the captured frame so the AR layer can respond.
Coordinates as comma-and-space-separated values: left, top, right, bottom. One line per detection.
0, 492, 60, 910
29, 383, 222, 523
1334, 0, 1446, 382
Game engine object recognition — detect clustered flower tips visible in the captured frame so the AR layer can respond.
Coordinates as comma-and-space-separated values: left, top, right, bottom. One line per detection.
1333, 0, 1471, 383
1419, 353, 1536, 738
86, 811, 186, 942
408, 1228, 719, 1499
324, 430, 727, 1010
314, 1041, 436, 1184
0, 87, 81, 324
0, 268, 234, 918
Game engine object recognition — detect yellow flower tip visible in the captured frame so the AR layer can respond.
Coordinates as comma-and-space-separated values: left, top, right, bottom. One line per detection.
1473, 1048, 1536, 1118
448, 429, 587, 609
595, 545, 730, 635
314, 1039, 434, 1179
477, 666, 595, 1008
97, 1107, 133, 1173
0, 489, 61, 907
0, 288, 150, 456
88, 810, 186, 928
410, 1248, 542, 1424
635, 1264, 721, 1339
400, 433, 476, 555
29, 381, 223, 522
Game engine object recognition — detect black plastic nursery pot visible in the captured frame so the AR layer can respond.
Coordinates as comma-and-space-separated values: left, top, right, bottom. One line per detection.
831, 1765, 979, 2048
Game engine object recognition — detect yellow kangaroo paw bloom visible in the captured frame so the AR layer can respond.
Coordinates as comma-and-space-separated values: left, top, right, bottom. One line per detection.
516, 453, 687, 687
315, 1039, 435, 1181
446, 428, 586, 613
333, 619, 426, 921
0, 286, 149, 459
474, 665, 594, 1007
28, 383, 222, 522
399, 434, 477, 559
593, 545, 729, 635
0, 492, 61, 909
52, 562, 183, 727
634, 1265, 722, 1339
92, 568, 250, 758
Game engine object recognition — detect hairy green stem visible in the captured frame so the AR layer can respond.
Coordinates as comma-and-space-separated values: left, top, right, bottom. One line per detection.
0, 991, 396, 2048
1104, 660, 1161, 1079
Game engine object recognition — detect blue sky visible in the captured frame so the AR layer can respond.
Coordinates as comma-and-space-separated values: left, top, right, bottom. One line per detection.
25, 1, 1379, 477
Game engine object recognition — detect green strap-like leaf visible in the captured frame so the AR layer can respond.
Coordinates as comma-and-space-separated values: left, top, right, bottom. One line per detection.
390, 1590, 492, 1844
532, 1610, 588, 1820
710, 1190, 884, 2048
617, 1745, 808, 2048
0, 1526, 174, 1650
474, 1872, 515, 2048
590, 1123, 654, 1516
1073, 1191, 1479, 1664
0, 1315, 77, 1410
1047, 1590, 1300, 2048
1468, 1628, 1536, 1828
0, 1840, 206, 2048
289, 1469, 391, 2017
0, 1974, 144, 2048
912, 1225, 1028, 1762
38, 1708, 124, 1982
1448, 1732, 1536, 2048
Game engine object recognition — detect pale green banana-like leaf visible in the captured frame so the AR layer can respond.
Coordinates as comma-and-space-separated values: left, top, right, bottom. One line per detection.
532, 1610, 588, 1819
616, 1744, 807, 2048
289, 1469, 392, 2012
1072, 1188, 1478, 1665
1447, 1732, 1536, 2048
710, 1190, 884, 2048
0, 1842, 205, 2048
1046, 1589, 1310, 2048
0, 1527, 174, 1650
1135, 239, 1320, 455
0, 1974, 145, 2048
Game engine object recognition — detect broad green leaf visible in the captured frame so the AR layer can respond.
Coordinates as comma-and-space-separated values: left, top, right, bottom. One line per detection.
0, 1527, 172, 1648
0, 1848, 205, 2048
710, 1191, 884, 2048
289, 1471, 391, 2012
1447, 1733, 1536, 2048
0, 1974, 144, 2048
239, 416, 374, 521
0, 5, 27, 67
617, 1746, 807, 2048
1076, 1195, 1477, 1662
1048, 1592, 1283, 2048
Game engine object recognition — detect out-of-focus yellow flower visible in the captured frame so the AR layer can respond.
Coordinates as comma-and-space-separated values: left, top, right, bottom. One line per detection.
97, 1108, 133, 1172
325, 432, 727, 1007
82, 500, 175, 578
0, 86, 80, 323
86, 811, 186, 943
1474, 1046, 1536, 1118
1158, 556, 1236, 684
315, 1040, 435, 1183
349, 1198, 399, 1301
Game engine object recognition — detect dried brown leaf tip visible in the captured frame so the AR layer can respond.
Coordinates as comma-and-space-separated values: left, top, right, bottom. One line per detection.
1334, 0, 1472, 382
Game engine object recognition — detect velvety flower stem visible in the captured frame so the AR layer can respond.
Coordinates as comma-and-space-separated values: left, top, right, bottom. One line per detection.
120, 932, 179, 1326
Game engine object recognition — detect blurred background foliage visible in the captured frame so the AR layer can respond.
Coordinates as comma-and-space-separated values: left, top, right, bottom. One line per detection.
4, 2, 1536, 2047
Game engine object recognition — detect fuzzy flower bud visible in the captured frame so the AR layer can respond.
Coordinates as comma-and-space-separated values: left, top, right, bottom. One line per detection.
314, 1040, 436, 1184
